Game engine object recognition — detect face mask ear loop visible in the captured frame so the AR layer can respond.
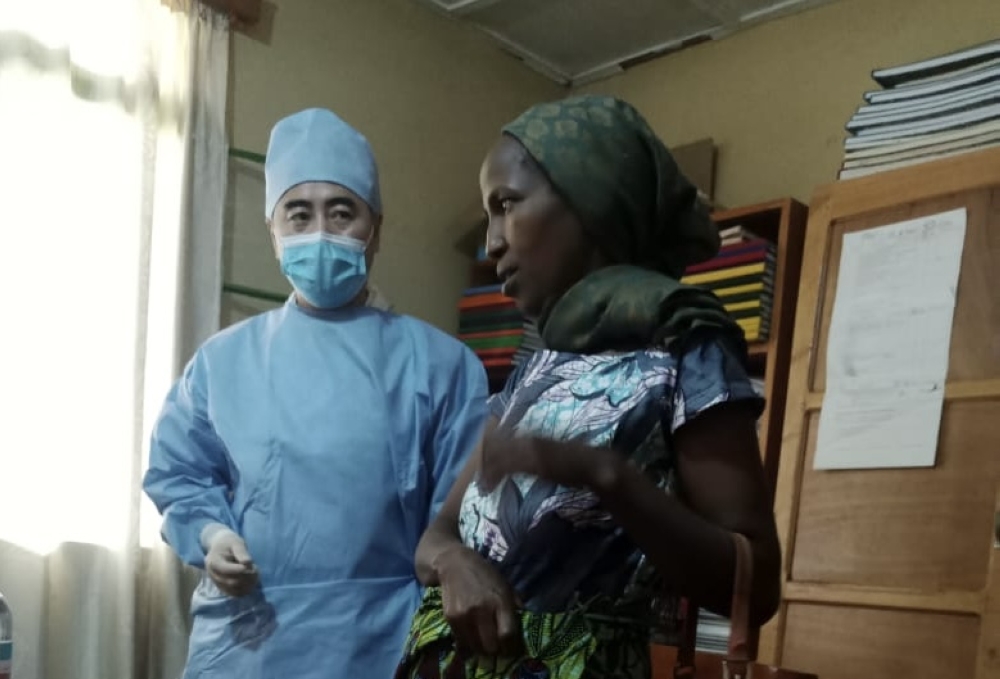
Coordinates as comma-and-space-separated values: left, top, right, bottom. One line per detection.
361, 229, 375, 253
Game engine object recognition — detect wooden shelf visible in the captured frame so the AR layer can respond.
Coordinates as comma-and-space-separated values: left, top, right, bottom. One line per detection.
462, 199, 807, 408
465, 200, 811, 674
710, 198, 809, 490
650, 197, 808, 678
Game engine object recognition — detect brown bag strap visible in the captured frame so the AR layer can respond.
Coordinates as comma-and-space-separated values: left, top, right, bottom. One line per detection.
674, 532, 756, 678
726, 532, 755, 675
674, 598, 699, 677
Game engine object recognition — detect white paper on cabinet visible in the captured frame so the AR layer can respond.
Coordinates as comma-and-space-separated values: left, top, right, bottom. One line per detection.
814, 208, 966, 470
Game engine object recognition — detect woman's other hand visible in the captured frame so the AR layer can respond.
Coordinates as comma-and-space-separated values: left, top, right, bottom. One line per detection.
435, 545, 524, 658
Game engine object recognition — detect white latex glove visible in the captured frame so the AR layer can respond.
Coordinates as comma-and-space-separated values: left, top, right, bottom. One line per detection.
200, 523, 259, 597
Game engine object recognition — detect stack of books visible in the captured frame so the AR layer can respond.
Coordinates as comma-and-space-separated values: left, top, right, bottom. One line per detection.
694, 609, 735, 656
681, 226, 775, 343
457, 283, 523, 387
839, 40, 1000, 180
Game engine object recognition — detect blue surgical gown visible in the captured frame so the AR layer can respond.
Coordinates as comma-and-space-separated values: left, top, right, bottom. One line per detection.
143, 299, 487, 679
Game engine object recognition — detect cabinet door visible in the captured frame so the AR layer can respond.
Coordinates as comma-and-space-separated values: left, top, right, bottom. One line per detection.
763, 147, 1000, 679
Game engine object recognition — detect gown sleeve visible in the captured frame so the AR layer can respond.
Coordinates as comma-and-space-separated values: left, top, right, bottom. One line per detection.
425, 347, 489, 524
143, 349, 238, 568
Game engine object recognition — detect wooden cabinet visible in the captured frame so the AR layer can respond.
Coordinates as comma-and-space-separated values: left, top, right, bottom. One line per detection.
650, 199, 809, 666
762, 147, 1000, 679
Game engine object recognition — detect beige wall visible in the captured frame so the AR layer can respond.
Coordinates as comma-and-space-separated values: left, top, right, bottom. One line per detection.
224, 0, 559, 331
226, 0, 999, 330
576, 0, 1000, 210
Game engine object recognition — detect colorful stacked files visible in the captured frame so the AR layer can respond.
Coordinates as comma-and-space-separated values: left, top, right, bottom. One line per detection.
681, 226, 774, 342
457, 283, 524, 386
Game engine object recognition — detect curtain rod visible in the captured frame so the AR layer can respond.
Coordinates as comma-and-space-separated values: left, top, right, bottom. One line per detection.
223, 282, 286, 304
230, 147, 265, 164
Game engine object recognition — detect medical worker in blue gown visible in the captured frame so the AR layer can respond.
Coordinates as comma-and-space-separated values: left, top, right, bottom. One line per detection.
143, 108, 488, 679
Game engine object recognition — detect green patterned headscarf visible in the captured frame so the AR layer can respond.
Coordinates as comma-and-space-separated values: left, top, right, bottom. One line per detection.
503, 95, 718, 279
502, 95, 743, 355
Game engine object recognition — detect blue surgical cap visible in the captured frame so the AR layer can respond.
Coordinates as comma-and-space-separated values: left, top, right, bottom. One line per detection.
264, 108, 382, 218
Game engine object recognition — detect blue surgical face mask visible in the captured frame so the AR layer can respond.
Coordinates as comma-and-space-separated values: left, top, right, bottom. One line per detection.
279, 232, 368, 309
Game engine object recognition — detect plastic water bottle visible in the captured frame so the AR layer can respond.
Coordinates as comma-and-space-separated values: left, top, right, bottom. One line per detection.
0, 591, 11, 679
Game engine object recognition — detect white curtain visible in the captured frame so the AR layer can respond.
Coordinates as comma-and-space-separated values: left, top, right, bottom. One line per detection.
0, 1, 229, 677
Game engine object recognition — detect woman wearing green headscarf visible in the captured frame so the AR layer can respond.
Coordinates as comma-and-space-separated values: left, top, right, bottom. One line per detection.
394, 96, 780, 679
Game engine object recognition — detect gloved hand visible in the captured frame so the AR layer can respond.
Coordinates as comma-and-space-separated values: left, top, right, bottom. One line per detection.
200, 524, 259, 597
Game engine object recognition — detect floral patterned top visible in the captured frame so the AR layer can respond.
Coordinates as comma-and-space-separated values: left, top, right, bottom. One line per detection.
458, 332, 763, 617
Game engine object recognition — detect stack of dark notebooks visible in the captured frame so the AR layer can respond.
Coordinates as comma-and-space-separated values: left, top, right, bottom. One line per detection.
840, 40, 1000, 180
681, 226, 775, 343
